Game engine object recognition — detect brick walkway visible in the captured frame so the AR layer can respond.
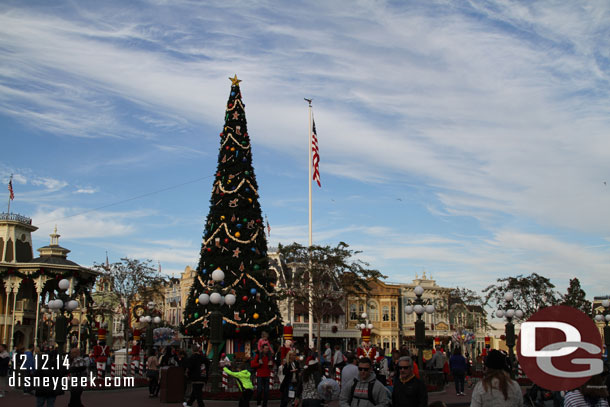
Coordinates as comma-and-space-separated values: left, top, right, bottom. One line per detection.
3, 383, 475, 407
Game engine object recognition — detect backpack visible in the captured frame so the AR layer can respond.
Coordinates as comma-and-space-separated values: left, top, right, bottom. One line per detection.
348, 378, 376, 405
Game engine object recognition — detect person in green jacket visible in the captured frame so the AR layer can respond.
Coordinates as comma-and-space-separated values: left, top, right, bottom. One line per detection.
224, 363, 254, 407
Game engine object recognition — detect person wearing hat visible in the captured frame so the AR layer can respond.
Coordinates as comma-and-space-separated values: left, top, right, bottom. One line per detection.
296, 357, 323, 407
470, 350, 523, 407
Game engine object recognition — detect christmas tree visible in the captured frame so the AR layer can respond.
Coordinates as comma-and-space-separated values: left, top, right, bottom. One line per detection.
181, 75, 282, 345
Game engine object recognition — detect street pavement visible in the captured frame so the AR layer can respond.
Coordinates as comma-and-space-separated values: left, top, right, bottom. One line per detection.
3, 384, 475, 407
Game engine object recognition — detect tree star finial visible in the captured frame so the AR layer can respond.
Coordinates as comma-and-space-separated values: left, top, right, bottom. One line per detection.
229, 74, 241, 86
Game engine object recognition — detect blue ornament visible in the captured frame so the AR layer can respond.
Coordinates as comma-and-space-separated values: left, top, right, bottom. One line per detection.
250, 288, 257, 295
221, 281, 225, 286
231, 91, 236, 96
237, 223, 242, 229
251, 247, 256, 252
222, 320, 226, 325
242, 157, 247, 162
202, 269, 207, 274
245, 188, 250, 192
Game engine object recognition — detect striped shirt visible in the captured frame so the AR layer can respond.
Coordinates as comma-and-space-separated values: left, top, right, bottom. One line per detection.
564, 390, 609, 407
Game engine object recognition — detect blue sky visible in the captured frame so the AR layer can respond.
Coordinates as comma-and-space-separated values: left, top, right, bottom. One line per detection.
1, 0, 610, 303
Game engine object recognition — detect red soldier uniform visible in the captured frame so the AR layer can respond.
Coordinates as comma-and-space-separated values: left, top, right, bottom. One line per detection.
279, 325, 294, 362
357, 328, 376, 360
131, 329, 141, 361
92, 328, 110, 378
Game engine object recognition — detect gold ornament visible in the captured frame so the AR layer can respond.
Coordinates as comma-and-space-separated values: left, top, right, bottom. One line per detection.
253, 313, 259, 320
235, 231, 241, 238
229, 74, 242, 86
248, 198, 253, 203
220, 215, 225, 220
196, 298, 199, 303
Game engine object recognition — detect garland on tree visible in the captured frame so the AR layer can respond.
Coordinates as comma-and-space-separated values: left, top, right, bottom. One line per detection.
181, 75, 282, 339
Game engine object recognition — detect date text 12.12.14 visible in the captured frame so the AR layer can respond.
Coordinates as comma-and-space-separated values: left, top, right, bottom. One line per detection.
13, 353, 70, 370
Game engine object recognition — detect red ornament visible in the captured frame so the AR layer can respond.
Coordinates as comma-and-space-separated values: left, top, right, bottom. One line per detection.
256, 219, 261, 223
241, 309, 246, 313
220, 192, 225, 196
207, 248, 212, 252
225, 146, 230, 150
224, 238, 229, 244
228, 103, 233, 108
242, 296, 248, 302
185, 329, 188, 334
244, 133, 248, 137
217, 172, 221, 176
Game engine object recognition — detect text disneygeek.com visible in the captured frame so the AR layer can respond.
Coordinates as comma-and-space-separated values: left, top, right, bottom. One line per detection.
9, 373, 135, 390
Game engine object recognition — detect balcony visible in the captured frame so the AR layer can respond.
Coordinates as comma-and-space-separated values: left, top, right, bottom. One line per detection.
0, 212, 32, 225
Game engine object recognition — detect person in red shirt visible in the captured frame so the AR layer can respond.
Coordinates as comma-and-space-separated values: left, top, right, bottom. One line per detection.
251, 343, 274, 407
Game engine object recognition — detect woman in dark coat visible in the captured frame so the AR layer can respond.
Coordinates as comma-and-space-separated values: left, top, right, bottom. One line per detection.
280, 351, 300, 407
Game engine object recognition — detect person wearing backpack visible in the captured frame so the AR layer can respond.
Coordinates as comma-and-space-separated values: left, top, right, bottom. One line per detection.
392, 356, 427, 407
339, 357, 391, 407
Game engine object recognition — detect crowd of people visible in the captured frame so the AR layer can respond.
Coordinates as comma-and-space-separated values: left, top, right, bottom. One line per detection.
2, 338, 610, 407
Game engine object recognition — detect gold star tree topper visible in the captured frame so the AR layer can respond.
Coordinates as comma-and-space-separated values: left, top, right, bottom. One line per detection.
229, 74, 242, 86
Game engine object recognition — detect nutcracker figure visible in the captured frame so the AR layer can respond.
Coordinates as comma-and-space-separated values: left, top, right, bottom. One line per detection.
130, 329, 142, 375
356, 328, 376, 360
92, 327, 110, 378
279, 325, 294, 362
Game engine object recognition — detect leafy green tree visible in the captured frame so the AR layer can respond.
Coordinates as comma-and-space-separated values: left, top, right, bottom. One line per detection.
561, 277, 592, 317
483, 273, 558, 318
278, 242, 385, 352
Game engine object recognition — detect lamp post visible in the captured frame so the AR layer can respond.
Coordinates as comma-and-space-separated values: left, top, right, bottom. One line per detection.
46, 278, 79, 353
199, 268, 236, 393
594, 299, 610, 360
495, 292, 523, 378
405, 285, 435, 373
139, 301, 162, 355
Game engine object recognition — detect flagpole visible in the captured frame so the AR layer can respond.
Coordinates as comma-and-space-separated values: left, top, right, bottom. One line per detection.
305, 98, 314, 350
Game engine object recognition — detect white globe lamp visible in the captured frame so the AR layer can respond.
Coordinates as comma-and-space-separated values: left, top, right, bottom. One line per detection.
58, 279, 70, 291
199, 293, 210, 305
212, 268, 225, 282
225, 294, 236, 306
210, 292, 222, 304
414, 285, 424, 296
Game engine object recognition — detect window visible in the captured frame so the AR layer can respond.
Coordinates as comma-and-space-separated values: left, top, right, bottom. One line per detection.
383, 338, 390, 351
391, 306, 396, 322
350, 304, 357, 320
369, 302, 378, 321
323, 315, 330, 323
382, 306, 389, 321
295, 314, 301, 322
359, 303, 364, 314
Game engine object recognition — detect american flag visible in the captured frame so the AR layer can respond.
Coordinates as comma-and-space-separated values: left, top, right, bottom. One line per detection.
8, 176, 14, 200
312, 118, 321, 187
265, 215, 271, 237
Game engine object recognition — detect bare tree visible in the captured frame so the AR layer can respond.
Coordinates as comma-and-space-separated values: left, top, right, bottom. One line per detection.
93, 258, 167, 370
278, 242, 385, 353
